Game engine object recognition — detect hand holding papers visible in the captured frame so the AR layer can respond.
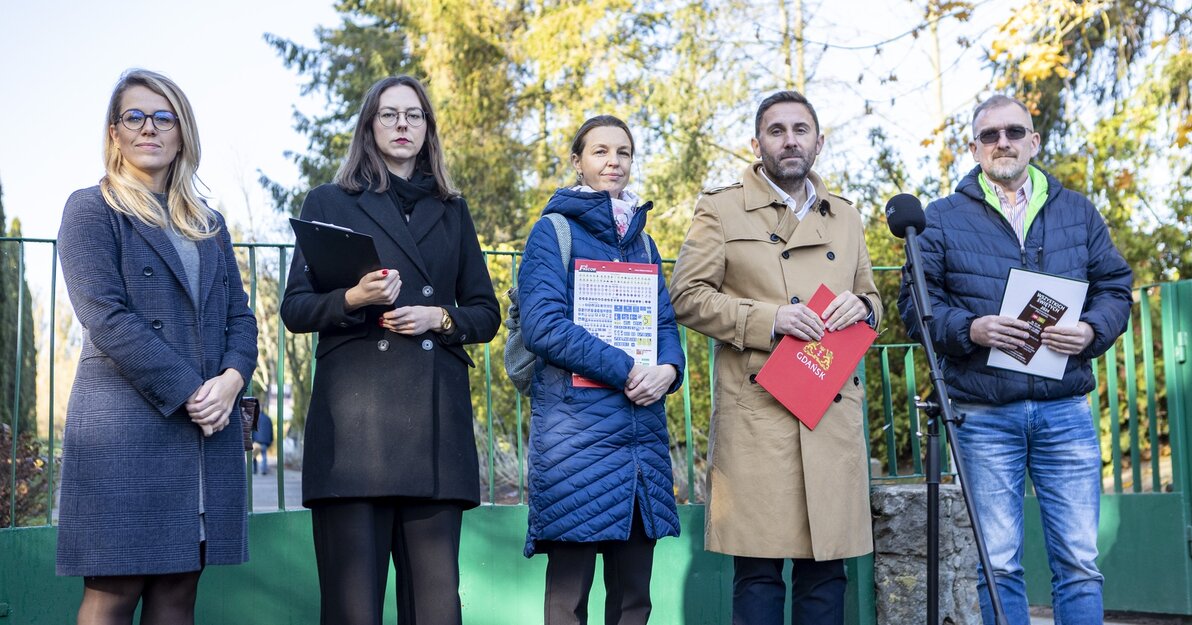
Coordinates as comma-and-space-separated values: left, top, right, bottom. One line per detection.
756, 285, 877, 430
571, 259, 658, 388
987, 268, 1088, 380
289, 218, 382, 292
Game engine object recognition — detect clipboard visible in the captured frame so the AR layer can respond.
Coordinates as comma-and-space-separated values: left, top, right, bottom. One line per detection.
289, 218, 382, 292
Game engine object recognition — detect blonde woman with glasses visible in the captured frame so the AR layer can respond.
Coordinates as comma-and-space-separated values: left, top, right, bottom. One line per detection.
56, 69, 258, 624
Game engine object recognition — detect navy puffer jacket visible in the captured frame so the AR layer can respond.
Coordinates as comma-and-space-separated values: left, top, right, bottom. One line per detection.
519, 187, 684, 557
898, 166, 1132, 403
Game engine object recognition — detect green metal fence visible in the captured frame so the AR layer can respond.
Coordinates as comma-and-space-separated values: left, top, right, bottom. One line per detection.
2, 234, 1191, 621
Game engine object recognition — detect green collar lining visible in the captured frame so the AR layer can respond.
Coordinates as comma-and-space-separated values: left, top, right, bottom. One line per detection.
978, 165, 1048, 238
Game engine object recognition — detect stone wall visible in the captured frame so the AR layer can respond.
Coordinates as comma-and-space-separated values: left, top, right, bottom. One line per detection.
871, 483, 981, 624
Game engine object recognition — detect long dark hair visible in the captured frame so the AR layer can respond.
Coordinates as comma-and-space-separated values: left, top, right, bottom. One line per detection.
334, 75, 458, 199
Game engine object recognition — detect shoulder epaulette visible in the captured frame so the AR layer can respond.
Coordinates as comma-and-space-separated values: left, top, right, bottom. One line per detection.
702, 182, 743, 195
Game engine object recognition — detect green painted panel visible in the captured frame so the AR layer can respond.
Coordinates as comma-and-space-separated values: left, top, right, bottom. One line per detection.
1023, 493, 1192, 614
0, 506, 872, 624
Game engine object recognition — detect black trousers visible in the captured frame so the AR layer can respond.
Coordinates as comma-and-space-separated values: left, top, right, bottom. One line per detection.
540, 506, 657, 625
310, 498, 464, 625
731, 556, 846, 625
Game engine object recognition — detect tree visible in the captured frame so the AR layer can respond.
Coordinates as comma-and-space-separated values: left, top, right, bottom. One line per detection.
0, 179, 44, 527
0, 182, 38, 437
988, 0, 1192, 282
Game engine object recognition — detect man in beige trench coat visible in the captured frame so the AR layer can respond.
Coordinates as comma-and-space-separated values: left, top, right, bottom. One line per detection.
670, 90, 881, 625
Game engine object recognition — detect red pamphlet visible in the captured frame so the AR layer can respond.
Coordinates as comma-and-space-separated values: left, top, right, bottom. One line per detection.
755, 284, 877, 430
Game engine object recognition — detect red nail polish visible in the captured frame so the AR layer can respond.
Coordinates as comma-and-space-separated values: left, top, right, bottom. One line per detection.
381, 269, 389, 277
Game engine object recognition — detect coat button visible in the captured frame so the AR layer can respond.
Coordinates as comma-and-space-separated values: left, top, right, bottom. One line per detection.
338, 321, 350, 328
143, 266, 153, 276
834, 393, 842, 402
151, 320, 163, 329
422, 285, 434, 297
790, 296, 800, 304
749, 373, 757, 384
826, 251, 836, 260
421, 339, 434, 351
460, 334, 468, 341
377, 339, 390, 352
769, 233, 779, 242
782, 251, 790, 259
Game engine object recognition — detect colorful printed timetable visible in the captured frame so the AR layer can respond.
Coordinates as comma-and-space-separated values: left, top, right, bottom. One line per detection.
987, 268, 1089, 381
571, 259, 658, 388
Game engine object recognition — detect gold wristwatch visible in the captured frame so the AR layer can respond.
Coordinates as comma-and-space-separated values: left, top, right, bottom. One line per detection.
439, 307, 454, 333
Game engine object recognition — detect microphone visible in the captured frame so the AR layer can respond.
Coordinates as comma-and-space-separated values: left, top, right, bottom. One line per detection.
885, 193, 933, 319
885, 193, 925, 239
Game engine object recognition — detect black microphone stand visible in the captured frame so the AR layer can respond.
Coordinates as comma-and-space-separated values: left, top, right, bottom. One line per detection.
902, 226, 1009, 625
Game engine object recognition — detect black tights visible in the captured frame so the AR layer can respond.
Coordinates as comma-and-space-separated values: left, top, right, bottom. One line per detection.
77, 569, 203, 625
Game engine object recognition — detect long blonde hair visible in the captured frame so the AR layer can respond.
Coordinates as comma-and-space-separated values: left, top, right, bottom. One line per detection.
100, 69, 217, 240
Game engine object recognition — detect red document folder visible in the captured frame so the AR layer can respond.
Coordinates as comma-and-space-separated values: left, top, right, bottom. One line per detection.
755, 284, 877, 430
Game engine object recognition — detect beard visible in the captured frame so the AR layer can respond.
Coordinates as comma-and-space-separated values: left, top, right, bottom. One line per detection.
983, 151, 1029, 184
760, 148, 814, 185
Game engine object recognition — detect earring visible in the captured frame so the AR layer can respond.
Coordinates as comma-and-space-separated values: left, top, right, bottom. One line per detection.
575, 170, 583, 184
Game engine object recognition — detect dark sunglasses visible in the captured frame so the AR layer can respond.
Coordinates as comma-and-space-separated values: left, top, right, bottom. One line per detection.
975, 125, 1031, 145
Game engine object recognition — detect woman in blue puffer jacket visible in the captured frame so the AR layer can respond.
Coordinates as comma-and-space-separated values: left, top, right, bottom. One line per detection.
518, 115, 686, 625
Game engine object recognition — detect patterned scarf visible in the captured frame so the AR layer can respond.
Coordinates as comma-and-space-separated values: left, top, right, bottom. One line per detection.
574, 185, 640, 239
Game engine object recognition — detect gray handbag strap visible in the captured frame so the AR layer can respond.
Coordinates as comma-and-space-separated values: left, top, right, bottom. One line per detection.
544, 211, 653, 265
543, 213, 572, 269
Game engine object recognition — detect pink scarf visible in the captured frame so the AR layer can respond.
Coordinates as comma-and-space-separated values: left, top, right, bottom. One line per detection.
575, 185, 640, 239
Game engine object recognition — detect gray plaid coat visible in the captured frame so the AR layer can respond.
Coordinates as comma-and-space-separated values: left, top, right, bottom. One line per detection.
55, 186, 257, 576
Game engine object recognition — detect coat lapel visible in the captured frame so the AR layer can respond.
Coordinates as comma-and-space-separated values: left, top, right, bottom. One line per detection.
357, 191, 432, 283
126, 217, 194, 307
195, 236, 218, 313
783, 210, 832, 250
406, 196, 445, 244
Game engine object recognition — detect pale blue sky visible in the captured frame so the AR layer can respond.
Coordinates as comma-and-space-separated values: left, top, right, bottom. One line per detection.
0, 0, 339, 239
0, 1, 1008, 242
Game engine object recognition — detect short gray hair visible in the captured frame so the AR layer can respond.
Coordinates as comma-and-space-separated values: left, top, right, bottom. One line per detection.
971, 95, 1032, 133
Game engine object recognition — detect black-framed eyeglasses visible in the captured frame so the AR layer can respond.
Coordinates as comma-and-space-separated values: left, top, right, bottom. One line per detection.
117, 109, 178, 132
975, 125, 1031, 145
376, 108, 426, 128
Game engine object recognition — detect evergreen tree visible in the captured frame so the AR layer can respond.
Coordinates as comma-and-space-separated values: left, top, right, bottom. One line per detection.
0, 181, 38, 436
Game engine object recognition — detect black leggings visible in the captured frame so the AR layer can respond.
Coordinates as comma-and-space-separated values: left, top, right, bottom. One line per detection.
310, 498, 464, 625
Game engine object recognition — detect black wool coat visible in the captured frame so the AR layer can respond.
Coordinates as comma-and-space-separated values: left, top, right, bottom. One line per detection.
281, 183, 500, 507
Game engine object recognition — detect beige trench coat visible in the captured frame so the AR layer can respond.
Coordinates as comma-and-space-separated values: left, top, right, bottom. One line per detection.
670, 162, 882, 560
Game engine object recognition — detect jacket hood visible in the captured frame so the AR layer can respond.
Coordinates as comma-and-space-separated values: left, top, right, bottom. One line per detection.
955, 164, 1064, 207
541, 187, 653, 247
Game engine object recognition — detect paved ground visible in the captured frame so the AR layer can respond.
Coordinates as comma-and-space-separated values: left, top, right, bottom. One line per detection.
247, 454, 304, 512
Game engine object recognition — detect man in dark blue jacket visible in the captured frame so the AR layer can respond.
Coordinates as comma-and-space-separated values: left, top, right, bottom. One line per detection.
898, 94, 1132, 625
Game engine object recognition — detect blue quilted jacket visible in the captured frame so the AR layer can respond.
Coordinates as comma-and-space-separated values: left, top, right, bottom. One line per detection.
519, 187, 684, 557
898, 166, 1133, 403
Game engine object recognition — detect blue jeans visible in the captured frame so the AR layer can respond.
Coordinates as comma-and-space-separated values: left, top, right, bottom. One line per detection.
952, 396, 1103, 625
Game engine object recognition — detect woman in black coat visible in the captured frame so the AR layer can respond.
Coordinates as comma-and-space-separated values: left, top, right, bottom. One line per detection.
280, 75, 500, 625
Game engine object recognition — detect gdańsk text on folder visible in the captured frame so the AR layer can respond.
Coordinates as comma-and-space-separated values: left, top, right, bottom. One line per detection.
756, 284, 877, 430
